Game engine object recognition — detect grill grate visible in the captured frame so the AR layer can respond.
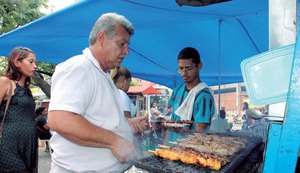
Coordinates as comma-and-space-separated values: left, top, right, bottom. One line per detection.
134, 136, 262, 173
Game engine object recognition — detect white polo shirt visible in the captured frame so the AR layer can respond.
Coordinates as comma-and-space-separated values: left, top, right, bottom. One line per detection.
49, 48, 133, 172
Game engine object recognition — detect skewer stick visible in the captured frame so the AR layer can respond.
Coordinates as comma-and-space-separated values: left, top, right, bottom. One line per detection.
148, 150, 156, 154
193, 133, 202, 136
158, 144, 170, 149
189, 134, 196, 137
169, 141, 177, 144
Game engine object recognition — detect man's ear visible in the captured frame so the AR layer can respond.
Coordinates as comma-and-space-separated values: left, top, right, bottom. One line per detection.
96, 31, 106, 47
197, 62, 203, 70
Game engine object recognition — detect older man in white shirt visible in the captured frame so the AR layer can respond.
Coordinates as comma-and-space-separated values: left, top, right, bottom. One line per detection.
48, 13, 146, 173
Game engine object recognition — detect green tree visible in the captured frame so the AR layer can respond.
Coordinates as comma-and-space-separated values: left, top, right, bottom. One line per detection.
0, 0, 48, 34
0, 56, 8, 76
36, 61, 55, 76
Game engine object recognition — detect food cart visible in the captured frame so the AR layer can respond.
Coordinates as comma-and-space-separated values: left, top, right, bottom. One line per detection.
0, 0, 299, 172
128, 1, 300, 172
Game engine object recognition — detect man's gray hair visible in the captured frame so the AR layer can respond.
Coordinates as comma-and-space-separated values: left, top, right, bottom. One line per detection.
89, 13, 134, 45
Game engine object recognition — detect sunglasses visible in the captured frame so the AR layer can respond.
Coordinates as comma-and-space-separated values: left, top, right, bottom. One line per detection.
18, 47, 32, 52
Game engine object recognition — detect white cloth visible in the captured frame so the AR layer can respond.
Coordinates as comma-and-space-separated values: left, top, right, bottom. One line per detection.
175, 82, 213, 120
49, 48, 133, 172
118, 89, 137, 117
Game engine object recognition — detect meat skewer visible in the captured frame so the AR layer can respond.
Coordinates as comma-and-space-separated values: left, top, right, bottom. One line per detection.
150, 146, 223, 170
174, 133, 247, 156
149, 133, 248, 171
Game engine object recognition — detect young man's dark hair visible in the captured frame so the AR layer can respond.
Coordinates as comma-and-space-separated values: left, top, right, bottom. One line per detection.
177, 47, 202, 65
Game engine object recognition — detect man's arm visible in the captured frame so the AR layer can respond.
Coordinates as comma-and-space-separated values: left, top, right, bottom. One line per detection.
127, 115, 148, 134
194, 89, 216, 133
124, 111, 131, 119
48, 110, 137, 163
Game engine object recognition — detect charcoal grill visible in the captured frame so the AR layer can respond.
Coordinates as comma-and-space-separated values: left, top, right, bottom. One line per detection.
134, 135, 263, 173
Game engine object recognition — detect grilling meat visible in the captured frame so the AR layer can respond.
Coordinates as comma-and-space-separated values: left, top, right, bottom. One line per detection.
165, 119, 193, 124
151, 133, 248, 170
176, 133, 247, 156
153, 146, 224, 170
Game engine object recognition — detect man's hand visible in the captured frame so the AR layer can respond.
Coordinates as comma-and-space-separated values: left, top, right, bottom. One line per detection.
127, 115, 148, 134
110, 136, 140, 163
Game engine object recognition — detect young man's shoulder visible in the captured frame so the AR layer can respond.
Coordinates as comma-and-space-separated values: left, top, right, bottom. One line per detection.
172, 83, 185, 93
196, 87, 214, 99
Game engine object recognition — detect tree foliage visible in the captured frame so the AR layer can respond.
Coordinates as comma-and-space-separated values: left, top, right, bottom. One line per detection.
36, 62, 55, 76
0, 0, 55, 77
0, 0, 48, 34
0, 56, 8, 76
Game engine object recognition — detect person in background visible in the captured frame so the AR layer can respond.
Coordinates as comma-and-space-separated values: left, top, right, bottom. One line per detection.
47, 13, 147, 172
35, 106, 48, 120
110, 66, 137, 118
210, 108, 232, 133
169, 47, 216, 132
110, 66, 148, 134
35, 106, 52, 152
164, 106, 172, 117
150, 102, 161, 121
0, 47, 38, 172
242, 102, 255, 130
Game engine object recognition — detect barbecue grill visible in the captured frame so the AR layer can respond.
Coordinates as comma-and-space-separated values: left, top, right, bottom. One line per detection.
132, 124, 264, 173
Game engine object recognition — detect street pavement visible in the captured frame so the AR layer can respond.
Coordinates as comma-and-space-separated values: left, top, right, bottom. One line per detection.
38, 143, 51, 173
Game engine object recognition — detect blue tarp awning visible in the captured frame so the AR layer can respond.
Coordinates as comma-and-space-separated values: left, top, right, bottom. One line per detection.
0, 0, 268, 88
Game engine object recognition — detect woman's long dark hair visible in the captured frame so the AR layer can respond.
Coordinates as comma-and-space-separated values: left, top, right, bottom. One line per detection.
5, 47, 34, 96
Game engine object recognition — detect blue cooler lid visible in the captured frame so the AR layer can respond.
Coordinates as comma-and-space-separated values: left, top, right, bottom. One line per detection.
241, 44, 295, 106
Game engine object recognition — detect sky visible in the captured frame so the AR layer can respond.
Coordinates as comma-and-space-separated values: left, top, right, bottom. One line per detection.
44, 0, 77, 14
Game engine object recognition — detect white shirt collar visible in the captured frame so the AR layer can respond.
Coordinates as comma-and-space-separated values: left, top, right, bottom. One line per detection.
82, 48, 107, 75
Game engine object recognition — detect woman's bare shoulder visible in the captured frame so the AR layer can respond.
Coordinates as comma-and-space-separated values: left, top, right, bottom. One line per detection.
0, 76, 12, 100
0, 76, 11, 85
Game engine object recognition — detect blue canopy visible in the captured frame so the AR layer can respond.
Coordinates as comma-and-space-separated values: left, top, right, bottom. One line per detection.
0, 0, 268, 88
